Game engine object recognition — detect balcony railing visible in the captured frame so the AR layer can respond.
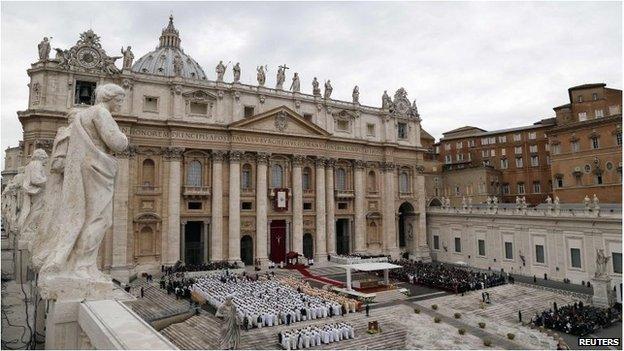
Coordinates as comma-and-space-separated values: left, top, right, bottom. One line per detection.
183, 185, 211, 197
135, 185, 161, 194
334, 189, 354, 198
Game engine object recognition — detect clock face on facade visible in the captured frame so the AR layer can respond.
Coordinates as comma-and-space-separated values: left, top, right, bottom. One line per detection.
396, 100, 410, 114
77, 47, 100, 69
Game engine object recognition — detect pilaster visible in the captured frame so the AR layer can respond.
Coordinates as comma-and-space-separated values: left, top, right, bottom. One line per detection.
228, 151, 242, 263
163, 146, 184, 266
292, 155, 304, 255
354, 160, 366, 253
315, 158, 327, 261
211, 150, 226, 261
325, 158, 336, 256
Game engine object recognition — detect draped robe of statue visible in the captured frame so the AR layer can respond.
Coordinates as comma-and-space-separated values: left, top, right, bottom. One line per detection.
216, 297, 241, 350
18, 150, 48, 246
31, 121, 73, 271
1, 172, 24, 242
39, 101, 128, 298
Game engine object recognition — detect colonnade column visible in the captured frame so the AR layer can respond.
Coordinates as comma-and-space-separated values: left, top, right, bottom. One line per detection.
228, 151, 242, 263
382, 162, 398, 257
325, 158, 336, 256
165, 147, 184, 265
413, 167, 430, 260
111, 147, 132, 283
314, 158, 327, 262
211, 150, 226, 261
256, 153, 270, 265
292, 155, 304, 255
354, 160, 366, 253
180, 220, 187, 263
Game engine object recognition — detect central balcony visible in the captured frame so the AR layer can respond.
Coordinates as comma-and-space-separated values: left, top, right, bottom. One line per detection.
183, 185, 211, 197
334, 189, 354, 199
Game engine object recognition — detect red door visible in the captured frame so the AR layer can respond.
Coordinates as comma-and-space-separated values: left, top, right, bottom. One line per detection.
270, 220, 287, 264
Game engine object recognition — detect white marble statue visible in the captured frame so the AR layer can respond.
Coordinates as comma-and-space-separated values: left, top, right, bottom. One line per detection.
233, 62, 241, 83
1, 170, 24, 241
290, 72, 300, 92
492, 196, 498, 208
18, 149, 48, 245
216, 60, 227, 82
276, 64, 288, 89
486, 196, 492, 208
352, 86, 360, 104
592, 194, 600, 211
584, 194, 591, 210
521, 196, 527, 209
515, 196, 521, 209
216, 296, 241, 350
32, 110, 77, 271
461, 196, 467, 210
468, 196, 473, 209
554, 196, 560, 211
312, 77, 321, 96
595, 249, 610, 278
324, 80, 333, 99
382, 90, 391, 109
38, 37, 51, 61
39, 84, 128, 299
121, 46, 134, 70
256, 65, 266, 86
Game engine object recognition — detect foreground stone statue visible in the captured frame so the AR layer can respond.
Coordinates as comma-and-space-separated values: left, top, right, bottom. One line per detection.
1, 170, 24, 241
32, 110, 77, 271
39, 84, 128, 300
18, 149, 48, 246
216, 296, 241, 350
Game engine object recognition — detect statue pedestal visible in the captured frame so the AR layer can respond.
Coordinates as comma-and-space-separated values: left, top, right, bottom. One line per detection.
15, 241, 32, 284
45, 299, 90, 350
591, 276, 614, 308
39, 275, 114, 301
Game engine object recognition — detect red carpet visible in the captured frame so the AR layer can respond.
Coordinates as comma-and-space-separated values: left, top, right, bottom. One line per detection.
295, 267, 345, 288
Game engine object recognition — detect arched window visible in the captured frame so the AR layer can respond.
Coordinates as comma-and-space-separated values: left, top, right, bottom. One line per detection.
302, 167, 312, 190
336, 168, 346, 190
142, 159, 155, 186
139, 226, 154, 255
367, 170, 377, 192
187, 160, 202, 187
241, 164, 252, 190
271, 164, 283, 188
399, 172, 409, 193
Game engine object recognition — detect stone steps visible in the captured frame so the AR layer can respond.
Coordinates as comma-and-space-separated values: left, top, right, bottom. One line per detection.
372, 289, 408, 305
307, 266, 346, 277
124, 284, 191, 322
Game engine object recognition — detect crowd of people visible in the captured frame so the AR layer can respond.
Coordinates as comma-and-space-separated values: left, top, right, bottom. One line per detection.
531, 301, 621, 336
159, 274, 195, 300
278, 276, 360, 313
278, 322, 355, 349
191, 271, 357, 329
162, 260, 239, 274
390, 260, 506, 293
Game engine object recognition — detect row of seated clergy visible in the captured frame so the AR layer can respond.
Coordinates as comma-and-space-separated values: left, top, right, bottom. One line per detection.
243, 300, 347, 329
279, 322, 355, 350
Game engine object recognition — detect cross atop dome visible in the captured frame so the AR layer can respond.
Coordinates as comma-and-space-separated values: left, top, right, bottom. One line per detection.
159, 15, 181, 48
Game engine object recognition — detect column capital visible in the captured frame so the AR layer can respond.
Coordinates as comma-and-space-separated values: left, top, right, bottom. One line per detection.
381, 161, 396, 172
292, 154, 305, 166
162, 146, 184, 160
354, 160, 366, 169
212, 150, 227, 162
229, 150, 243, 162
115, 144, 139, 158
325, 158, 336, 168
315, 157, 326, 168
415, 165, 425, 174
256, 152, 271, 164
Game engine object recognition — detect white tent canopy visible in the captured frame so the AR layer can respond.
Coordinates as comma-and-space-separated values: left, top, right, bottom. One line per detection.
337, 262, 402, 291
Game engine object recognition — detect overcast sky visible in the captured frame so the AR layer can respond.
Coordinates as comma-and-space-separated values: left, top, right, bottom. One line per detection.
1, 1, 622, 168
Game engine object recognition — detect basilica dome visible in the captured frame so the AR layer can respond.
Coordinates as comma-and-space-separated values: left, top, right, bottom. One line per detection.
132, 16, 207, 80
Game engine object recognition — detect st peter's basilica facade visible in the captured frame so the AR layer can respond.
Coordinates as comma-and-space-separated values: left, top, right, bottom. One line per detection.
18, 17, 429, 282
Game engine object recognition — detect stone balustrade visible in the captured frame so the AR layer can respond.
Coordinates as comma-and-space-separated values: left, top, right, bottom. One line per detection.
427, 204, 621, 219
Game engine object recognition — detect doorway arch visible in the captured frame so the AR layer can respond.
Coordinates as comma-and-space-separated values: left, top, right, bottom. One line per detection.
303, 233, 314, 259
240, 235, 253, 266
398, 202, 415, 248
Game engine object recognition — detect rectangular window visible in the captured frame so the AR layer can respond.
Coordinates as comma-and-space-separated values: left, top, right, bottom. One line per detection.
500, 148, 506, 156
571, 141, 580, 153
592, 93, 598, 101
513, 133, 522, 142
241, 201, 253, 210
481, 150, 489, 158
531, 155, 539, 167
481, 138, 489, 145
337, 202, 348, 210
535, 245, 545, 264
303, 202, 313, 211
516, 157, 524, 168
188, 201, 202, 210
515, 146, 523, 154
433, 235, 440, 250
74, 80, 97, 105
609, 105, 621, 115
533, 182, 541, 193
595, 109, 604, 118
468, 140, 475, 147
489, 137, 496, 144
617, 133, 622, 146
397, 122, 408, 139
529, 145, 538, 153
556, 177, 564, 188
454, 237, 461, 253
502, 184, 510, 194
490, 149, 496, 157
190, 102, 208, 115
551, 144, 561, 155
613, 252, 622, 274
445, 143, 451, 151
528, 132, 537, 140
445, 155, 452, 164
517, 183, 525, 194
456, 141, 463, 149
498, 135, 507, 143
143, 96, 159, 112
478, 239, 486, 256
500, 158, 508, 169
505, 242, 513, 260
366, 123, 376, 136
578, 112, 587, 121
243, 106, 255, 118
570, 248, 582, 268
456, 153, 464, 161
544, 143, 550, 152
303, 113, 313, 121
591, 137, 600, 149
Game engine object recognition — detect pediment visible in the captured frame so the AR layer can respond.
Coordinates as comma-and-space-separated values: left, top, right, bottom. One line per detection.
228, 106, 330, 137
182, 89, 217, 102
